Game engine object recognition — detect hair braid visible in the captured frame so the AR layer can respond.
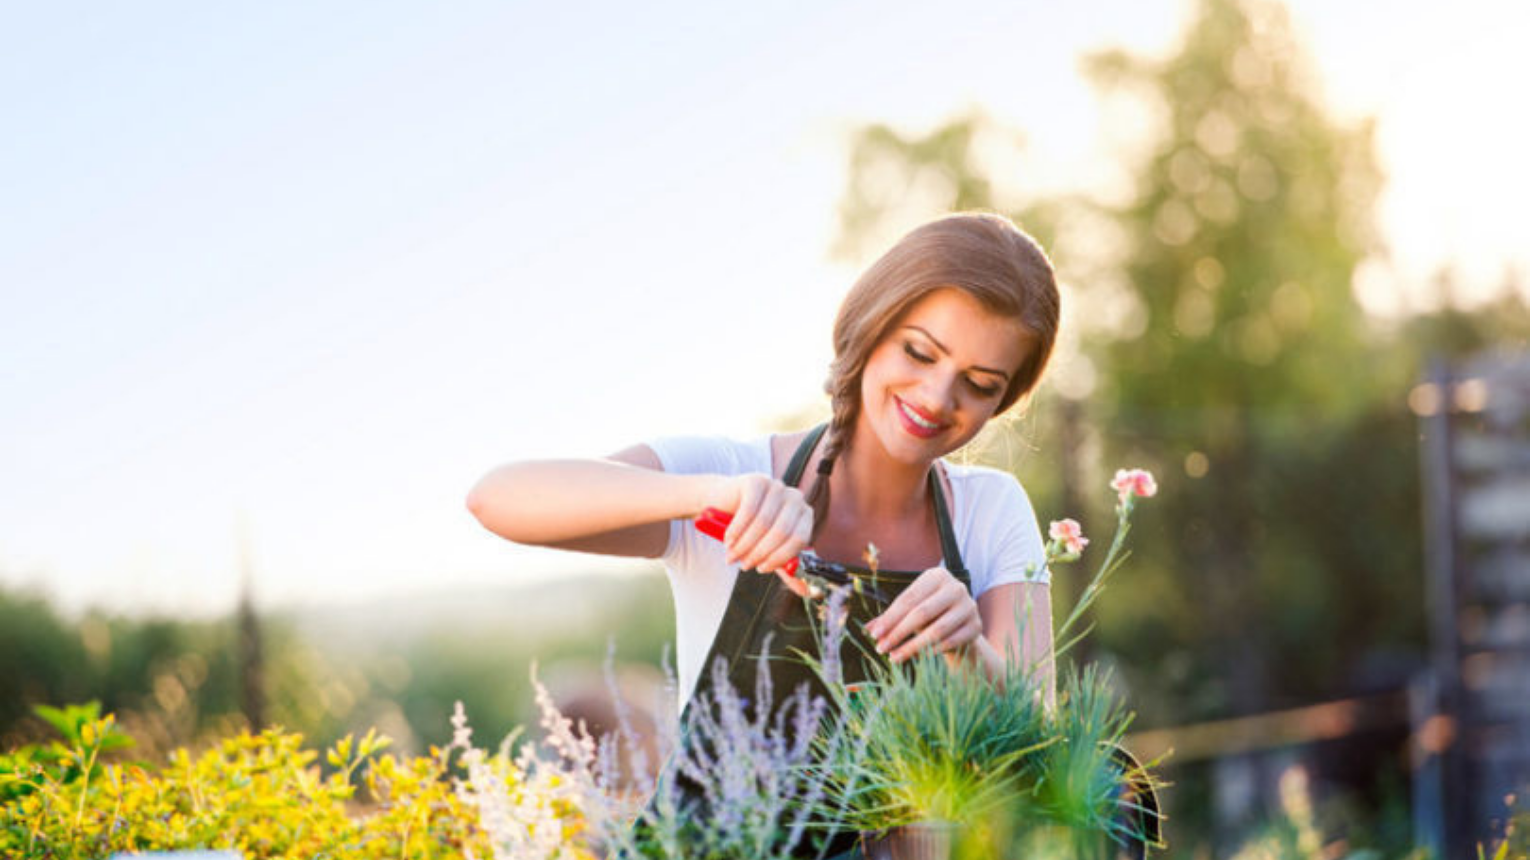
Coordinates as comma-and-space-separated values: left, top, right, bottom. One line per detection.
806, 371, 858, 543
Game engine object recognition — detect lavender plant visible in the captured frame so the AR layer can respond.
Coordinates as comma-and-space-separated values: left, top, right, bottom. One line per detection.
658, 651, 838, 859
450, 643, 845, 860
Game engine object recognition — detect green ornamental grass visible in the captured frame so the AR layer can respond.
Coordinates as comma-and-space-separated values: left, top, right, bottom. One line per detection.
805, 467, 1166, 857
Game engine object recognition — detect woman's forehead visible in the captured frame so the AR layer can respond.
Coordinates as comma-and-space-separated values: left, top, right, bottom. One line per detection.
895, 288, 1030, 371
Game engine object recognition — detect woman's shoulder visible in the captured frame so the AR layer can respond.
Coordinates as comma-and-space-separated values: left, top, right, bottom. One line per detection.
645, 432, 773, 476
939, 461, 1046, 580
770, 428, 816, 479
940, 459, 1025, 490
939, 460, 1036, 514
645, 426, 824, 479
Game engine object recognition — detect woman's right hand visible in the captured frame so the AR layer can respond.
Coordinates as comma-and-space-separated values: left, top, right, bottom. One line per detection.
706, 474, 813, 594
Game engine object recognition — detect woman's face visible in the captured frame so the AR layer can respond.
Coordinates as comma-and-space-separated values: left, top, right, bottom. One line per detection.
856, 287, 1031, 468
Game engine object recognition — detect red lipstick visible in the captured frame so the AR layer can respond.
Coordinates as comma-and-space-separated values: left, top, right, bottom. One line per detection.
894, 396, 945, 439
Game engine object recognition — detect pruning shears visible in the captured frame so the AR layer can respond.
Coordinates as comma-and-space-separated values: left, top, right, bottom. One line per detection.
693, 507, 895, 605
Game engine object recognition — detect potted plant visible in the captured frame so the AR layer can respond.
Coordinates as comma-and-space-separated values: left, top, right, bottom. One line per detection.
819, 647, 1052, 859
808, 469, 1166, 859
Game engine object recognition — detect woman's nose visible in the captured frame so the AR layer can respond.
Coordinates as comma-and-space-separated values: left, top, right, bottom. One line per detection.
920, 371, 960, 414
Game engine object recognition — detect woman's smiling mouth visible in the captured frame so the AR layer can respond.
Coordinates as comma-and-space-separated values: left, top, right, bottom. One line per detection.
894, 396, 947, 438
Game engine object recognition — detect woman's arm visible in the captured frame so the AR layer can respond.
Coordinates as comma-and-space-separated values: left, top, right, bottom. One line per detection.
467, 445, 704, 557
976, 582, 1055, 709
466, 444, 815, 575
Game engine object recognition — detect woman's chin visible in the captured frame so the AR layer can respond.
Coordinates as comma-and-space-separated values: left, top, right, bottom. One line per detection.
877, 425, 955, 466
857, 407, 966, 467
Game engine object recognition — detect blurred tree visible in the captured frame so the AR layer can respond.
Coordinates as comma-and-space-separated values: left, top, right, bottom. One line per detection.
0, 588, 92, 733
834, 116, 1002, 260
1402, 266, 1530, 359
1081, 0, 1390, 722
0, 568, 678, 764
0, 585, 248, 755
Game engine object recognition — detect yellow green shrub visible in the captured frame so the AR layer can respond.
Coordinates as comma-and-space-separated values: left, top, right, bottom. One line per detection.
0, 705, 589, 860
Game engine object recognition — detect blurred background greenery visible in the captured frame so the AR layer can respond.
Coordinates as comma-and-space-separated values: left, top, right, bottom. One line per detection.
830, 1, 1529, 851
5, 0, 1529, 856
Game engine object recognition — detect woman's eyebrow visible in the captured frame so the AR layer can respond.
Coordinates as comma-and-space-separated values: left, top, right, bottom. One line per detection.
903, 325, 1012, 380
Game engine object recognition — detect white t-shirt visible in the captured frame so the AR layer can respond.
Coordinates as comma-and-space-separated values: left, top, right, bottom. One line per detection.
647, 433, 1050, 706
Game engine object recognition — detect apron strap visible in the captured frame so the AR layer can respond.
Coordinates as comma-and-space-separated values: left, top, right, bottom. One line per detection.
931, 466, 969, 582
782, 423, 827, 488
781, 423, 968, 582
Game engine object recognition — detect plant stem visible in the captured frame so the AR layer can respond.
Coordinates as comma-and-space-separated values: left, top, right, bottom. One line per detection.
1054, 501, 1135, 655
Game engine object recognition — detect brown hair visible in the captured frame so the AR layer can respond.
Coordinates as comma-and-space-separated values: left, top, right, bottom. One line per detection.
807, 212, 1060, 538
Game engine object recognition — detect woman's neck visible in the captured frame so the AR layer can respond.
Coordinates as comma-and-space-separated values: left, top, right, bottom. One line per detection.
798, 422, 943, 570
830, 430, 932, 524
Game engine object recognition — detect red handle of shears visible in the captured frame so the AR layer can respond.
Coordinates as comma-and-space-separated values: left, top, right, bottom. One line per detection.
694, 507, 800, 577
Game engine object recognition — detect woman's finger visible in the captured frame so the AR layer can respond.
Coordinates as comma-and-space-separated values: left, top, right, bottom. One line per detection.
722, 474, 783, 563
863, 569, 934, 639
938, 615, 983, 654
730, 486, 786, 568
881, 593, 961, 659
939, 618, 985, 670
873, 575, 963, 657
755, 504, 813, 575
724, 477, 766, 561
737, 487, 804, 571
865, 567, 952, 649
888, 606, 971, 663
746, 486, 809, 571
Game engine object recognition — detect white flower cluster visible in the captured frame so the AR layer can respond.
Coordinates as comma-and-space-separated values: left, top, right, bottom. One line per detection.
448, 697, 586, 860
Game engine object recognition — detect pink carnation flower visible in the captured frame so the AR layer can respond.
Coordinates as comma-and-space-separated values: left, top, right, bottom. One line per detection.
1111, 468, 1158, 502
1048, 518, 1089, 555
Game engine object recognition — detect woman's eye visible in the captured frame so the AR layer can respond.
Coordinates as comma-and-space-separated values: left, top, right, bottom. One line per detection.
968, 379, 1002, 397
903, 342, 935, 364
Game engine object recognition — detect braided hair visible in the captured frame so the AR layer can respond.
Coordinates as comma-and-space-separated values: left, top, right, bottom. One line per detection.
805, 212, 1060, 541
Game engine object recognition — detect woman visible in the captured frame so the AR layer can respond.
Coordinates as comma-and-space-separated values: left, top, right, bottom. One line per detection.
466, 210, 1059, 732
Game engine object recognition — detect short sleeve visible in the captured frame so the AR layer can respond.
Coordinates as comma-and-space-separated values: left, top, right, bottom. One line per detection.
644, 434, 772, 564
985, 479, 1050, 590
947, 466, 1050, 596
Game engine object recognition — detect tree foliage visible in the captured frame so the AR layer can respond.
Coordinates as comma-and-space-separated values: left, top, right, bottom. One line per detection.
1081, 0, 1394, 720
0, 573, 676, 766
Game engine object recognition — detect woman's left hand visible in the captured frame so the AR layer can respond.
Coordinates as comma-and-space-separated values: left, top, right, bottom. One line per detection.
864, 566, 982, 663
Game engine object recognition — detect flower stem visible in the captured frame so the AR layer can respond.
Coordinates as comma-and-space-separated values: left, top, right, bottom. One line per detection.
1054, 500, 1135, 657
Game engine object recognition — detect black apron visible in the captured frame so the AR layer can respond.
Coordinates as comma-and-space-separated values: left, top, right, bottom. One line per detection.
675, 424, 972, 858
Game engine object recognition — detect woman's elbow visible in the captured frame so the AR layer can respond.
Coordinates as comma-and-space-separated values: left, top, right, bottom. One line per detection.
465, 470, 522, 540
464, 483, 489, 523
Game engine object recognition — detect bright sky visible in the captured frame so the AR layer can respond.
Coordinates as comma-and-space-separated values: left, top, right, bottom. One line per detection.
3, 0, 1526, 616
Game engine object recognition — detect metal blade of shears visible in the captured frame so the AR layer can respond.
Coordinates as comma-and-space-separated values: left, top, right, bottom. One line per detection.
693, 508, 894, 605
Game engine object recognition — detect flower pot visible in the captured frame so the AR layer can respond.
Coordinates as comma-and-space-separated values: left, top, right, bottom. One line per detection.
861, 820, 960, 860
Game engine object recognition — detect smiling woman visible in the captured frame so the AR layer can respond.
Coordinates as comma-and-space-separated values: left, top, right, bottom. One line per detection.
465, 211, 1061, 856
